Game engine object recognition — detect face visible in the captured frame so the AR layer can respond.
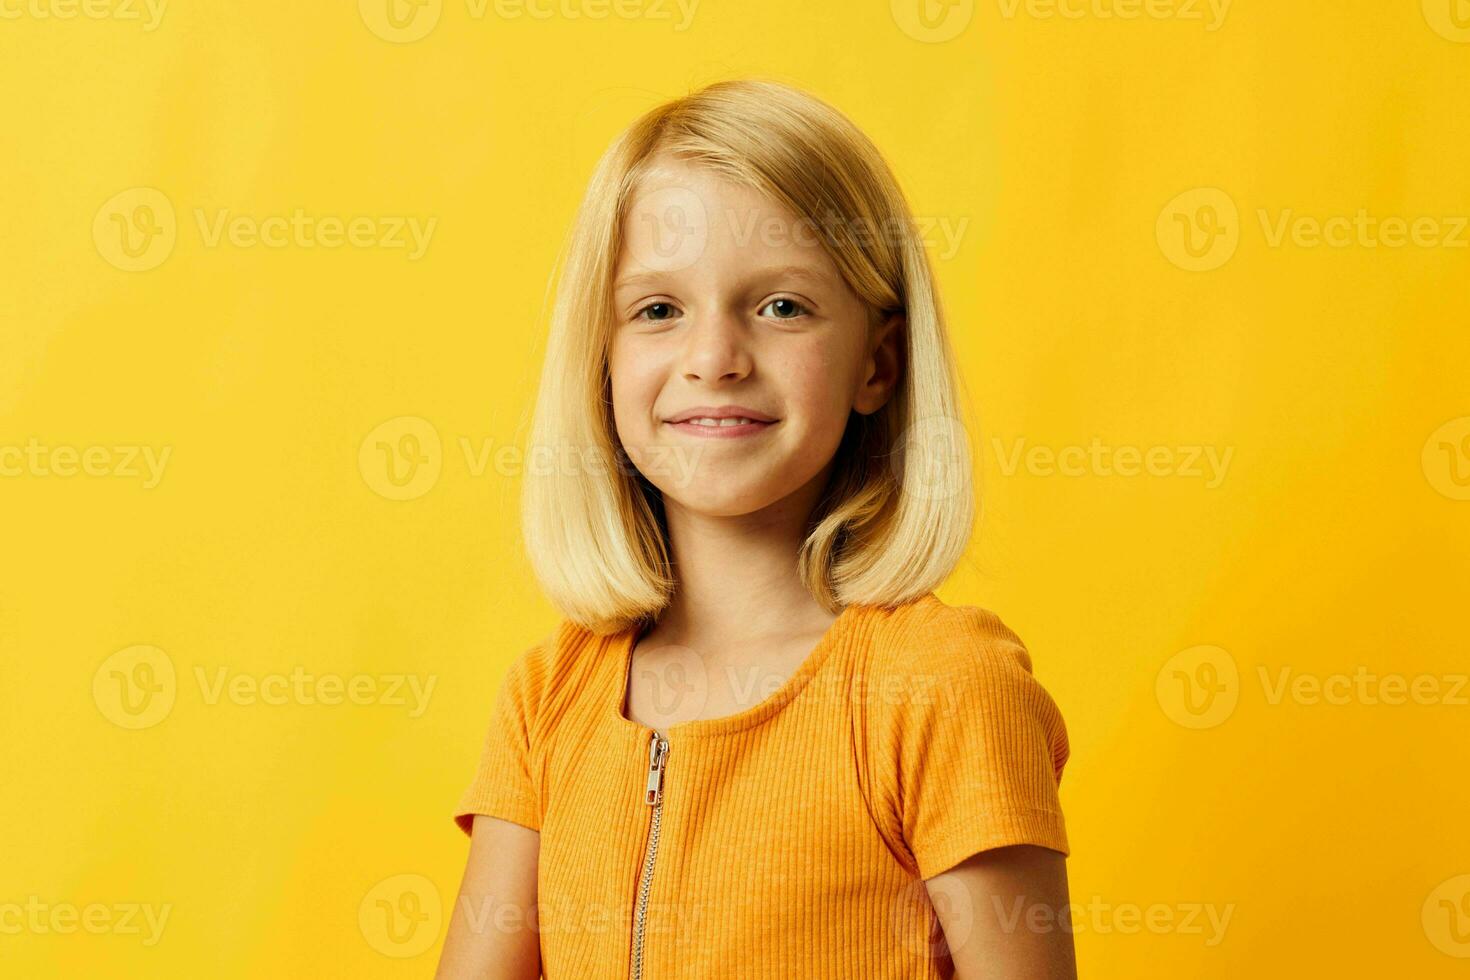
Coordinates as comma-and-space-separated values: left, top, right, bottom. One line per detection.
608, 154, 902, 519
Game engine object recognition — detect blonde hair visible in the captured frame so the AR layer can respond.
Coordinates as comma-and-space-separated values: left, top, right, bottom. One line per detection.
521, 78, 975, 634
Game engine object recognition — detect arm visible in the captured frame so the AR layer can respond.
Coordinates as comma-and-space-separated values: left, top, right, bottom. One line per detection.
926, 844, 1077, 980
434, 815, 542, 980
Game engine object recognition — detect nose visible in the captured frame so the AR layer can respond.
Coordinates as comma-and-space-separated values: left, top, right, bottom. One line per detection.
678, 306, 753, 384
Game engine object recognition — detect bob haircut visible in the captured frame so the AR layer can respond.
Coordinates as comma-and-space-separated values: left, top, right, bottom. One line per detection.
521, 77, 975, 635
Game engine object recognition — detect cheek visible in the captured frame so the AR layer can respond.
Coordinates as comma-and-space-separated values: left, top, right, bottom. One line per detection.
608, 337, 663, 430
781, 349, 857, 433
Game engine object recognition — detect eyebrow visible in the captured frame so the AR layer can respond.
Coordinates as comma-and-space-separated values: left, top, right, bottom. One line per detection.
613, 264, 833, 293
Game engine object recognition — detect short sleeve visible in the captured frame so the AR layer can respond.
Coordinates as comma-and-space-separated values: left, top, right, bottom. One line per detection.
453, 642, 545, 836
864, 606, 1070, 880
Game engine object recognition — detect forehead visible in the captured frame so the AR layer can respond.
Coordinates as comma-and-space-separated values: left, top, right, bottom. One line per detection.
614, 154, 842, 289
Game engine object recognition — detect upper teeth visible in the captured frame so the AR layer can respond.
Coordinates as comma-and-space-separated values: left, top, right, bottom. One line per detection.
686, 417, 757, 426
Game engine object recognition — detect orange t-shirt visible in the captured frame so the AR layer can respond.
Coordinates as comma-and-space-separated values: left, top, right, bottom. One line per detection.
454, 591, 1070, 978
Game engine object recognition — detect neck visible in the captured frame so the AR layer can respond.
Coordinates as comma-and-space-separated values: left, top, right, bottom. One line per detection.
655, 462, 839, 643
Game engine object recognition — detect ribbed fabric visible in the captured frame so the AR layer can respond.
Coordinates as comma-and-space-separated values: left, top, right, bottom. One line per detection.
454, 591, 1070, 978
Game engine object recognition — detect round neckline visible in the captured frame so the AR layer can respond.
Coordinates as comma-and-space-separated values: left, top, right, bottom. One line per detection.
610, 601, 866, 740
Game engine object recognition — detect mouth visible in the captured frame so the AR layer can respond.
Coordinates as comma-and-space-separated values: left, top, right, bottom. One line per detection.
662, 416, 780, 438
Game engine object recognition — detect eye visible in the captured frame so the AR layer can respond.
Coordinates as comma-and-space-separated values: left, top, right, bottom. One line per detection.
634, 301, 680, 322
760, 297, 809, 320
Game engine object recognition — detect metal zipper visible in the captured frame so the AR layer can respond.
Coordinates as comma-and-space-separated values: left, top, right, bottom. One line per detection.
630, 730, 669, 980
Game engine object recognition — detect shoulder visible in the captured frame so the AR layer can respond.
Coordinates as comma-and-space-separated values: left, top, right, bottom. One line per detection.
858, 592, 1070, 784
859, 594, 1065, 752
864, 592, 1038, 683
501, 620, 581, 688
493, 618, 625, 723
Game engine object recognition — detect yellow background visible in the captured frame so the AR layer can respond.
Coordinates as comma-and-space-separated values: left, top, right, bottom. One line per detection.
3, 0, 1468, 975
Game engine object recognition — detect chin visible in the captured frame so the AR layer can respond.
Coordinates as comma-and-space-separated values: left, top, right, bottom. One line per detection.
660, 486, 779, 518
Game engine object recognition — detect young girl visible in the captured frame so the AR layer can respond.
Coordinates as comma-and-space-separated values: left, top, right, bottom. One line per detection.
436, 78, 1075, 979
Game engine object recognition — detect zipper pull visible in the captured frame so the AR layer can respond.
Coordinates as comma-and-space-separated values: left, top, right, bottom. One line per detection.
644, 732, 669, 805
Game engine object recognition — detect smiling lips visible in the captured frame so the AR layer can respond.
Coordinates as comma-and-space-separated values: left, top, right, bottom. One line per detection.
663, 405, 779, 438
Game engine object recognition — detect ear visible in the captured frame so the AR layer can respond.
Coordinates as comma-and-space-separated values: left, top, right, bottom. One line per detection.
854, 312, 905, 416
